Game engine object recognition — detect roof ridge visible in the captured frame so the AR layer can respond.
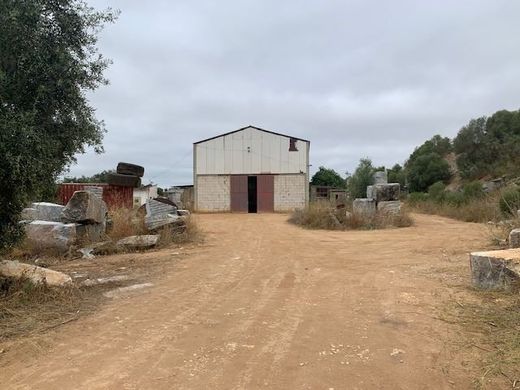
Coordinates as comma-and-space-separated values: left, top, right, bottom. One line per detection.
194, 125, 309, 144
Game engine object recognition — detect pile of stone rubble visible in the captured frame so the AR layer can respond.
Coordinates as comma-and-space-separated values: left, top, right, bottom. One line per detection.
352, 171, 401, 217
21, 188, 107, 253
19, 189, 191, 257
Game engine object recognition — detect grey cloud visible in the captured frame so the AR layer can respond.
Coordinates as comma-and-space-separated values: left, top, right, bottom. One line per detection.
68, 0, 520, 186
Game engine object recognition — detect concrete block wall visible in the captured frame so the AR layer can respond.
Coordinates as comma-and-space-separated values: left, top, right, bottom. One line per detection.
274, 174, 307, 211
196, 175, 230, 212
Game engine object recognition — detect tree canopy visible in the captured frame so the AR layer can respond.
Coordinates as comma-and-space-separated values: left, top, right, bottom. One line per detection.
406, 152, 451, 192
347, 158, 375, 198
311, 166, 345, 188
404, 135, 452, 192
454, 109, 520, 179
63, 170, 114, 183
0, 1, 117, 250
387, 164, 406, 187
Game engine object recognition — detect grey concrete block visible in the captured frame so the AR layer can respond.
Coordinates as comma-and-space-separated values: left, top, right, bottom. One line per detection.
21, 208, 38, 221
24, 221, 77, 252
76, 223, 106, 243
470, 249, 520, 290
117, 235, 159, 250
366, 186, 375, 200
378, 200, 401, 215
509, 229, 520, 248
30, 202, 65, 222
372, 183, 400, 202
61, 191, 107, 224
373, 171, 388, 185
83, 186, 104, 200
353, 198, 376, 217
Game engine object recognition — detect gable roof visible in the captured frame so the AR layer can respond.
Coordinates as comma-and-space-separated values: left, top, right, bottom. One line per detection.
193, 125, 310, 145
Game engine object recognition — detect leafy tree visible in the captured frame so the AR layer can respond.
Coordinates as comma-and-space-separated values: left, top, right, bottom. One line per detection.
388, 164, 406, 187
454, 109, 520, 179
407, 153, 451, 192
63, 170, 115, 183
311, 166, 345, 188
347, 158, 375, 198
427, 181, 446, 202
405, 135, 452, 192
407, 135, 452, 166
0, 1, 117, 250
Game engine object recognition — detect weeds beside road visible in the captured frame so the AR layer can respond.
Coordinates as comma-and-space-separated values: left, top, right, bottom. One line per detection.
289, 201, 413, 230
1, 213, 518, 389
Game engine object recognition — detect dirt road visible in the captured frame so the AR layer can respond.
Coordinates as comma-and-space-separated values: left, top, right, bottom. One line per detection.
1, 213, 490, 389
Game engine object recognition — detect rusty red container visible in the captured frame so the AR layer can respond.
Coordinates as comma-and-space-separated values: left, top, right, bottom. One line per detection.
58, 183, 133, 209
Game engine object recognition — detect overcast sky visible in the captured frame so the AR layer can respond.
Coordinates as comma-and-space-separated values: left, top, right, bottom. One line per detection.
67, 0, 520, 187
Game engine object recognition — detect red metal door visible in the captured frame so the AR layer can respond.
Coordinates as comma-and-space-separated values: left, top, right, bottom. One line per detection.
257, 175, 274, 212
230, 175, 248, 212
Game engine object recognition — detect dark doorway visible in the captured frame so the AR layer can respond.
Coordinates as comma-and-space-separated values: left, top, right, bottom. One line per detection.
248, 176, 257, 213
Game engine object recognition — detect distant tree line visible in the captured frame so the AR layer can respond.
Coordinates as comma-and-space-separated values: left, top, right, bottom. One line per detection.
311, 108, 520, 197
63, 170, 115, 184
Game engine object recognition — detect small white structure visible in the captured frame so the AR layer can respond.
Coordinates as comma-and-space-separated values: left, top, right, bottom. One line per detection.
133, 184, 158, 207
193, 125, 310, 213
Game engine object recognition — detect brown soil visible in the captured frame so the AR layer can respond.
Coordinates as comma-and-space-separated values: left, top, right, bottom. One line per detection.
0, 213, 503, 389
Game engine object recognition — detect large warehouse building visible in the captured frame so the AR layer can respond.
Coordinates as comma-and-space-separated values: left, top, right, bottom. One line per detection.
193, 125, 310, 213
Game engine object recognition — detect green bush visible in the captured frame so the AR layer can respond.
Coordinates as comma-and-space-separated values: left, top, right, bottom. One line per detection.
499, 187, 520, 216
406, 152, 452, 192
428, 182, 446, 202
407, 192, 430, 205
462, 181, 484, 200
347, 158, 375, 199
444, 191, 465, 207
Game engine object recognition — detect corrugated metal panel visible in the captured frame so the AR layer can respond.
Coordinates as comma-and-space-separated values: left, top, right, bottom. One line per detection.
230, 175, 248, 212
257, 175, 274, 213
59, 183, 133, 209
195, 127, 309, 175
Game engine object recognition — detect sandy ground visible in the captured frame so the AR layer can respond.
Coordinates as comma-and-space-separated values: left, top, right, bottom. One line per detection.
0, 213, 493, 389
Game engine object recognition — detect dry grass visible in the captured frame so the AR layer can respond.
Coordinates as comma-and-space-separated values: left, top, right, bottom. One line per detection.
9, 242, 71, 263
408, 195, 500, 223
156, 215, 203, 247
486, 217, 520, 247
108, 208, 202, 247
442, 292, 520, 389
0, 276, 99, 340
106, 207, 147, 241
289, 202, 413, 230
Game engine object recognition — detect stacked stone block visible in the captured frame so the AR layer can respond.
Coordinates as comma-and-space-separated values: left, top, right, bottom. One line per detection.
353, 171, 401, 217
21, 191, 108, 252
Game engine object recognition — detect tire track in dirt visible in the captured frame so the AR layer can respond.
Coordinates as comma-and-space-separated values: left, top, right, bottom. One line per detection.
1, 213, 491, 390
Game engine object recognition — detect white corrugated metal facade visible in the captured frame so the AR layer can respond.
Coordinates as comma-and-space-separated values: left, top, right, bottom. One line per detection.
193, 126, 310, 212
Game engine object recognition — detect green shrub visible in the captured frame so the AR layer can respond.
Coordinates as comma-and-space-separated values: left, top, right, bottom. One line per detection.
408, 192, 429, 205
444, 191, 465, 207
499, 187, 520, 216
406, 152, 452, 192
428, 181, 446, 202
462, 181, 484, 200
347, 158, 375, 198
289, 202, 413, 230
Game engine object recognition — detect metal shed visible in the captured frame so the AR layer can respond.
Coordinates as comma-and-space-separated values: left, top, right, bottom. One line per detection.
193, 125, 310, 213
